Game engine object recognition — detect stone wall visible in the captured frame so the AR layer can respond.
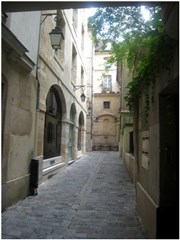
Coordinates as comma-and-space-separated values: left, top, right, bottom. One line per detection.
135, 37, 179, 239
2, 41, 37, 210
93, 93, 120, 150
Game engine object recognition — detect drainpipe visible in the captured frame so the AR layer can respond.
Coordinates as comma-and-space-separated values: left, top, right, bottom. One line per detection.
90, 36, 94, 150
30, 11, 42, 195
33, 11, 42, 158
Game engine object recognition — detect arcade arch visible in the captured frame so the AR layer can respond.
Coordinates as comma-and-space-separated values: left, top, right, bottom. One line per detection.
43, 85, 66, 159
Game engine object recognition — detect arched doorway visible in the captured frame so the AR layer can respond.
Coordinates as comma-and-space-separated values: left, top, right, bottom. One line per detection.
68, 104, 76, 160
43, 86, 62, 159
78, 112, 84, 151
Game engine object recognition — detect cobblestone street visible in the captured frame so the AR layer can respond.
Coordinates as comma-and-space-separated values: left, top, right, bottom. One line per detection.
2, 152, 146, 239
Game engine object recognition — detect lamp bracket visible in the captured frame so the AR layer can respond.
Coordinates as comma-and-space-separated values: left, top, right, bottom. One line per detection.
41, 13, 57, 25
71, 82, 85, 91
41, 12, 62, 25
42, 13, 57, 16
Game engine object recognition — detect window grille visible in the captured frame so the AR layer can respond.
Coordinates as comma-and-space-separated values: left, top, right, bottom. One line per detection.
103, 101, 110, 109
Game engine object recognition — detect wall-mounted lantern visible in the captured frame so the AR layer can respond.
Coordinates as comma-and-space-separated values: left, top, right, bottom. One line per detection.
49, 25, 64, 50
72, 83, 86, 102
42, 11, 64, 50
87, 105, 92, 115
80, 92, 86, 102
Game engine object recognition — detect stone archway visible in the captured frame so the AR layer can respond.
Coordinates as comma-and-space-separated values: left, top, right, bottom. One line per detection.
43, 86, 62, 159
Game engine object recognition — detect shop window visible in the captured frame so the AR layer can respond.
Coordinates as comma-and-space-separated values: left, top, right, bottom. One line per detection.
44, 86, 62, 159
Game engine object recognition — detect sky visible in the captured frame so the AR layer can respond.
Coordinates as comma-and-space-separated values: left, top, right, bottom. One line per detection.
86, 5, 151, 46
86, 6, 150, 21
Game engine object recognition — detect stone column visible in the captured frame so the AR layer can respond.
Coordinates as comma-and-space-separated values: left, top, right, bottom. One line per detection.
81, 126, 86, 153
61, 119, 69, 166
74, 125, 78, 160
86, 117, 92, 151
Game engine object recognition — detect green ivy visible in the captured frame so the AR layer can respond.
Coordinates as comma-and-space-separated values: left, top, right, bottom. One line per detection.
124, 31, 176, 112
105, 29, 176, 118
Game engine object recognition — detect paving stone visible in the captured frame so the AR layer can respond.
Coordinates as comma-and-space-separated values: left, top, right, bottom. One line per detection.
2, 151, 146, 239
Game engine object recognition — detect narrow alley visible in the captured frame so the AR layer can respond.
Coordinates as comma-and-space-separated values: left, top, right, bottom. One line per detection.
2, 152, 146, 239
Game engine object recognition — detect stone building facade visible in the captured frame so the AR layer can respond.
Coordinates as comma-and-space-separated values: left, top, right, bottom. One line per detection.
135, 42, 179, 238
92, 50, 120, 151
120, 3, 179, 238
85, 28, 94, 152
2, 8, 93, 210
36, 9, 92, 182
117, 62, 135, 182
2, 10, 41, 211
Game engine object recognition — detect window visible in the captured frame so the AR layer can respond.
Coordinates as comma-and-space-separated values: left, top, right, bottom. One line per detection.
47, 88, 58, 116
102, 75, 112, 92
73, 9, 78, 30
81, 25, 85, 51
81, 66, 84, 85
44, 87, 62, 159
71, 45, 77, 83
103, 101, 110, 109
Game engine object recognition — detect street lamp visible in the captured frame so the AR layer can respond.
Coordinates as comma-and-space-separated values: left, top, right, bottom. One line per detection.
41, 11, 64, 50
49, 25, 64, 50
88, 105, 92, 115
72, 83, 86, 102
80, 92, 86, 102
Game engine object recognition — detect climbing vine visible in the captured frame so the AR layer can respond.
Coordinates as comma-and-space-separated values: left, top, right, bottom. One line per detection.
104, 24, 176, 115
123, 30, 176, 112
